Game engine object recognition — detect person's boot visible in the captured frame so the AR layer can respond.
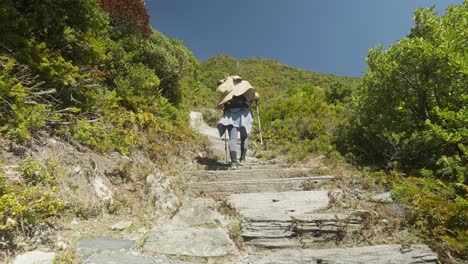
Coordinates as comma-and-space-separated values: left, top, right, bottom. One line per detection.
239, 149, 247, 165
229, 151, 238, 170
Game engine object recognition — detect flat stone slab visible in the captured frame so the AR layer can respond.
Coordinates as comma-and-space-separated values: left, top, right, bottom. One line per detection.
227, 191, 364, 249
241, 212, 361, 249
228, 190, 330, 219
110, 220, 133, 231
76, 237, 136, 261
85, 252, 195, 264
371, 192, 393, 203
143, 227, 237, 257
190, 176, 334, 195
13, 251, 55, 264
188, 168, 318, 182
170, 198, 227, 227
196, 164, 284, 171
247, 244, 438, 263
76, 237, 136, 251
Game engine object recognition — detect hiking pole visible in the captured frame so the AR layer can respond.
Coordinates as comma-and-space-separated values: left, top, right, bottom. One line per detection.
255, 100, 264, 147
224, 128, 228, 164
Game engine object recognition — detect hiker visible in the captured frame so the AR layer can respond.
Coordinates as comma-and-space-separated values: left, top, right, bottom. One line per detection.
216, 76, 259, 168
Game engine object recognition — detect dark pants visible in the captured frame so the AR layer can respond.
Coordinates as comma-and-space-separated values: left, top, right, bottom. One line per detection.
227, 125, 248, 153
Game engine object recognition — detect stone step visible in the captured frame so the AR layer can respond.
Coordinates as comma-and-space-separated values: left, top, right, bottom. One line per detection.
227, 191, 361, 249
187, 168, 319, 182
190, 176, 334, 195
194, 163, 285, 171
241, 213, 361, 249
143, 226, 238, 258
76, 237, 136, 261
84, 252, 195, 264
245, 244, 438, 263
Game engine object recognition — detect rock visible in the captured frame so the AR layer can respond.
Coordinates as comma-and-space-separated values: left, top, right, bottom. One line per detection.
225, 191, 363, 249
329, 189, 344, 203
189, 111, 204, 129
110, 221, 133, 231
145, 171, 162, 185
144, 227, 237, 257
146, 171, 180, 213
72, 166, 81, 174
13, 251, 55, 264
76, 237, 135, 251
170, 198, 227, 227
227, 190, 331, 219
307, 155, 326, 167
56, 241, 68, 250
31, 223, 52, 246
393, 203, 412, 217
371, 192, 393, 203
92, 175, 113, 202
85, 253, 195, 264
76, 237, 136, 261
246, 244, 438, 263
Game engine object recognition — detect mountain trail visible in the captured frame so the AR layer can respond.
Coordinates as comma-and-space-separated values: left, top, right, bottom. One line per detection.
13, 112, 438, 264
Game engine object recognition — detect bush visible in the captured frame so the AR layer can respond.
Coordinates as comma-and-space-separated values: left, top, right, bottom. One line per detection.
393, 176, 467, 258
347, 3, 467, 178
0, 160, 63, 250
259, 83, 348, 160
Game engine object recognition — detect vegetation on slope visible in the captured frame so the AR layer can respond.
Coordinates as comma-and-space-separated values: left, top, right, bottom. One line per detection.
198, 55, 359, 108
0, 0, 205, 253
347, 4, 467, 259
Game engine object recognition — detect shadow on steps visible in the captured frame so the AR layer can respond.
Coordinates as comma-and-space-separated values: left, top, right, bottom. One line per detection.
195, 156, 231, 171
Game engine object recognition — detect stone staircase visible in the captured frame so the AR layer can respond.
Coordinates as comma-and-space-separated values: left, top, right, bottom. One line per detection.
15, 112, 437, 263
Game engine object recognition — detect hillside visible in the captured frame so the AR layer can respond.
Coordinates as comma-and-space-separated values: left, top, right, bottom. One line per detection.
198, 55, 359, 107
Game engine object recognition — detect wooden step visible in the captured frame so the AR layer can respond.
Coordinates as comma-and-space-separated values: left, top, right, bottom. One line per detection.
189, 176, 334, 195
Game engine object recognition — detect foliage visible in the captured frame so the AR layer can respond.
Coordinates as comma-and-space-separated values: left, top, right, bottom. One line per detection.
0, 0, 200, 158
259, 83, 348, 160
99, 0, 151, 37
20, 158, 57, 185
393, 176, 467, 258
0, 159, 63, 248
344, 2, 468, 260
0, 56, 49, 141
346, 3, 467, 180
199, 55, 358, 109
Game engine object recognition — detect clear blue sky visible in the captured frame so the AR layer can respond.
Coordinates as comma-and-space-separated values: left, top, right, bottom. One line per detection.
146, 0, 463, 77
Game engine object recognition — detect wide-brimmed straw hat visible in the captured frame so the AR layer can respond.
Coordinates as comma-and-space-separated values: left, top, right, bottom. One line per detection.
217, 75, 259, 106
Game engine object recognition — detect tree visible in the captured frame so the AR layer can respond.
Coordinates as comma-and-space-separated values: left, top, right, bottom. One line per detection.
99, 0, 151, 37
349, 2, 467, 181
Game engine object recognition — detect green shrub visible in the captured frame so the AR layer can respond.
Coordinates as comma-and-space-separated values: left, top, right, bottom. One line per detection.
393, 176, 467, 258
347, 3, 467, 177
259, 83, 348, 160
20, 158, 56, 185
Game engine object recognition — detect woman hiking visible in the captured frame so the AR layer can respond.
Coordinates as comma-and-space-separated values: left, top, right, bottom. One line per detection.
216, 76, 259, 169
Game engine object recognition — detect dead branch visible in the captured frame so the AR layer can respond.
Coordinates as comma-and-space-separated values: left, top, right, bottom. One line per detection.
30, 89, 56, 96
47, 118, 100, 125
